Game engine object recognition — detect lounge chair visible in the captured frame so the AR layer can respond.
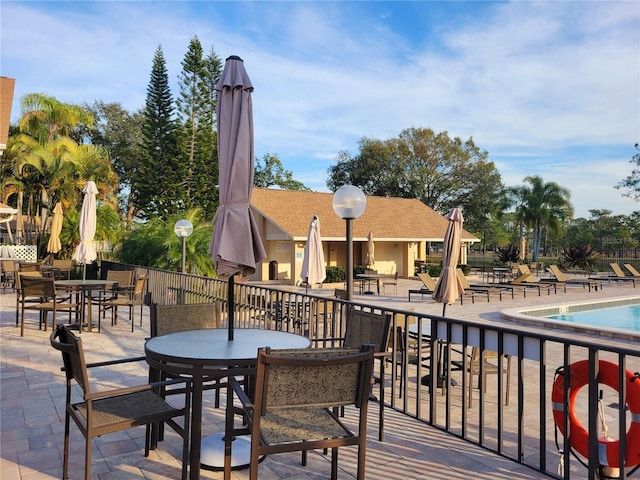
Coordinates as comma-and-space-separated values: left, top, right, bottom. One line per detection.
593, 263, 637, 287
408, 273, 436, 301
518, 264, 566, 293
454, 269, 495, 302
492, 272, 547, 297
546, 265, 601, 292
624, 263, 640, 277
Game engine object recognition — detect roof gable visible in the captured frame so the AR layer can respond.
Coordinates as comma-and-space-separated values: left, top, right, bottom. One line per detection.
250, 188, 479, 242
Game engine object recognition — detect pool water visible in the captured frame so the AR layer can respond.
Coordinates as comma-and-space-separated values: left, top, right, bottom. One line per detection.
548, 304, 640, 332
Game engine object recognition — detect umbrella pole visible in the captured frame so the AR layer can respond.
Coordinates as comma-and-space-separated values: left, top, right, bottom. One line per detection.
228, 275, 234, 341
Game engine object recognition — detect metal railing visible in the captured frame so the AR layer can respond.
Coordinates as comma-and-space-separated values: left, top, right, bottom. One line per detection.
102, 261, 640, 479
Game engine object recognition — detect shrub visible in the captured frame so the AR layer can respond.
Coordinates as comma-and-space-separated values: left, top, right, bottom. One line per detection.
495, 244, 521, 263
324, 266, 344, 283
560, 244, 604, 269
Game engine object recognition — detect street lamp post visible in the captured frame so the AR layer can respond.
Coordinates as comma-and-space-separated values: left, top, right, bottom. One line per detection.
174, 219, 193, 273
332, 185, 366, 301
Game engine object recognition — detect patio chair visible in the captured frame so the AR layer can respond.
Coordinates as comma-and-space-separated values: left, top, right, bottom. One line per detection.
50, 325, 191, 480
223, 345, 375, 480
387, 310, 431, 397
101, 274, 148, 332
149, 302, 224, 445
547, 265, 601, 292
381, 272, 398, 294
453, 347, 511, 408
343, 308, 391, 441
95, 269, 135, 318
408, 272, 436, 301
50, 259, 73, 280
1, 259, 16, 291
18, 275, 79, 337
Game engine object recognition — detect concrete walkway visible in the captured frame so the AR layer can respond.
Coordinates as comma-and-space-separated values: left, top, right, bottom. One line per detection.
2, 275, 637, 479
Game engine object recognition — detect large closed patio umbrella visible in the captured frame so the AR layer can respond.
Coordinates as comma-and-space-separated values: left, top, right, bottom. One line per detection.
47, 202, 63, 255
73, 181, 98, 280
208, 55, 266, 341
432, 207, 464, 316
300, 215, 326, 292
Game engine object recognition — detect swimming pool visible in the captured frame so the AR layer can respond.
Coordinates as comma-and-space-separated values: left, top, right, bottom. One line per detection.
502, 296, 640, 342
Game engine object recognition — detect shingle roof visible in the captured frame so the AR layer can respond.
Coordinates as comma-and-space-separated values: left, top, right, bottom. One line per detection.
250, 188, 479, 242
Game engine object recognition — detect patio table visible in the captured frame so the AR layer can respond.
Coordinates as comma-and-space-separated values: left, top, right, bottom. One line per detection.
356, 273, 381, 294
55, 279, 113, 332
145, 328, 310, 479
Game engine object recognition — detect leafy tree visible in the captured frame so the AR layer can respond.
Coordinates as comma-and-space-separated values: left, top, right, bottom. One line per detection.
508, 175, 573, 261
255, 153, 309, 190
83, 101, 144, 228
136, 46, 181, 219
615, 143, 640, 200
326, 127, 504, 230
119, 209, 215, 276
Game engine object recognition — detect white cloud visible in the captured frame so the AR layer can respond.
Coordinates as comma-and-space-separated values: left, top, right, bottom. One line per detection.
2, 1, 638, 217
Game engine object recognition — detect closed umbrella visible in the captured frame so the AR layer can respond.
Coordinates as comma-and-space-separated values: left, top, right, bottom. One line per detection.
365, 231, 375, 267
432, 207, 464, 316
300, 215, 326, 292
47, 202, 63, 255
73, 181, 98, 280
208, 56, 266, 341
430, 207, 464, 389
519, 236, 526, 261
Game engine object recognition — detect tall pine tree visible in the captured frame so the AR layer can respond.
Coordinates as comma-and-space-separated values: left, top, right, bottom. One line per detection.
137, 45, 181, 219
176, 37, 221, 218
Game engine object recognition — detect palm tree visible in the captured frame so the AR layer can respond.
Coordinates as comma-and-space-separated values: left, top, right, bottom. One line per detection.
509, 176, 573, 261
19, 93, 93, 144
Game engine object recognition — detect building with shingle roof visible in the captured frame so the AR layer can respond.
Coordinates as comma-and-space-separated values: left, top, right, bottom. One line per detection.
250, 188, 479, 284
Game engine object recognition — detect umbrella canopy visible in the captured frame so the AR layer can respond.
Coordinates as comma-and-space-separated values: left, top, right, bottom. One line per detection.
300, 215, 326, 290
209, 55, 266, 277
208, 56, 266, 340
47, 202, 63, 254
432, 207, 464, 314
365, 231, 375, 267
72, 181, 98, 270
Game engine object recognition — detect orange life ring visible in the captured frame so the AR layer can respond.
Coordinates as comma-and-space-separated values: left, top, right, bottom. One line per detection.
551, 359, 640, 468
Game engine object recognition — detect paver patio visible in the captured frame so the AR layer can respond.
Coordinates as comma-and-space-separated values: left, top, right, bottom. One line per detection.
2, 275, 638, 479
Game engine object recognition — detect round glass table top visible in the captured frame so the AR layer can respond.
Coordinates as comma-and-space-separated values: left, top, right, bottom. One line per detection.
145, 328, 311, 364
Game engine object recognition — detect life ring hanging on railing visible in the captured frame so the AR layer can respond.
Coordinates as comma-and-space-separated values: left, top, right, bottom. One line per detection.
551, 359, 640, 469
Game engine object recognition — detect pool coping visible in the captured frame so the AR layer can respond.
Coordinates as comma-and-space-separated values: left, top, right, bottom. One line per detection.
501, 295, 640, 342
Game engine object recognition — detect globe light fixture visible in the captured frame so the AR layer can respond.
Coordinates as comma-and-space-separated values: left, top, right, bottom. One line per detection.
332, 185, 366, 300
174, 219, 193, 273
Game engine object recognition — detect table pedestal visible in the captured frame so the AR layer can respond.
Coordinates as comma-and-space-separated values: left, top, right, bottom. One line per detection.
201, 433, 254, 471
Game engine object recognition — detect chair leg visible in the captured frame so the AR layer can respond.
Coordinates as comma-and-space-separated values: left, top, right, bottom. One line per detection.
85, 435, 92, 480
130, 305, 134, 332
63, 413, 71, 479
331, 447, 338, 480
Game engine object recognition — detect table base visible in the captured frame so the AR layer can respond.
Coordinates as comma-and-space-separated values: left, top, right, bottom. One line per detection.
200, 433, 263, 471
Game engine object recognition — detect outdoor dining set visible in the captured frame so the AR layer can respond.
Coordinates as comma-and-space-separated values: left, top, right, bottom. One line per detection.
42, 291, 396, 480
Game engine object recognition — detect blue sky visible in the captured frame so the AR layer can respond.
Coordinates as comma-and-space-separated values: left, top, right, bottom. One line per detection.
2, 1, 639, 218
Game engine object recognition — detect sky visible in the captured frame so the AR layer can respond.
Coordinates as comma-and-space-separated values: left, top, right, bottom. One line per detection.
2, 1, 639, 219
